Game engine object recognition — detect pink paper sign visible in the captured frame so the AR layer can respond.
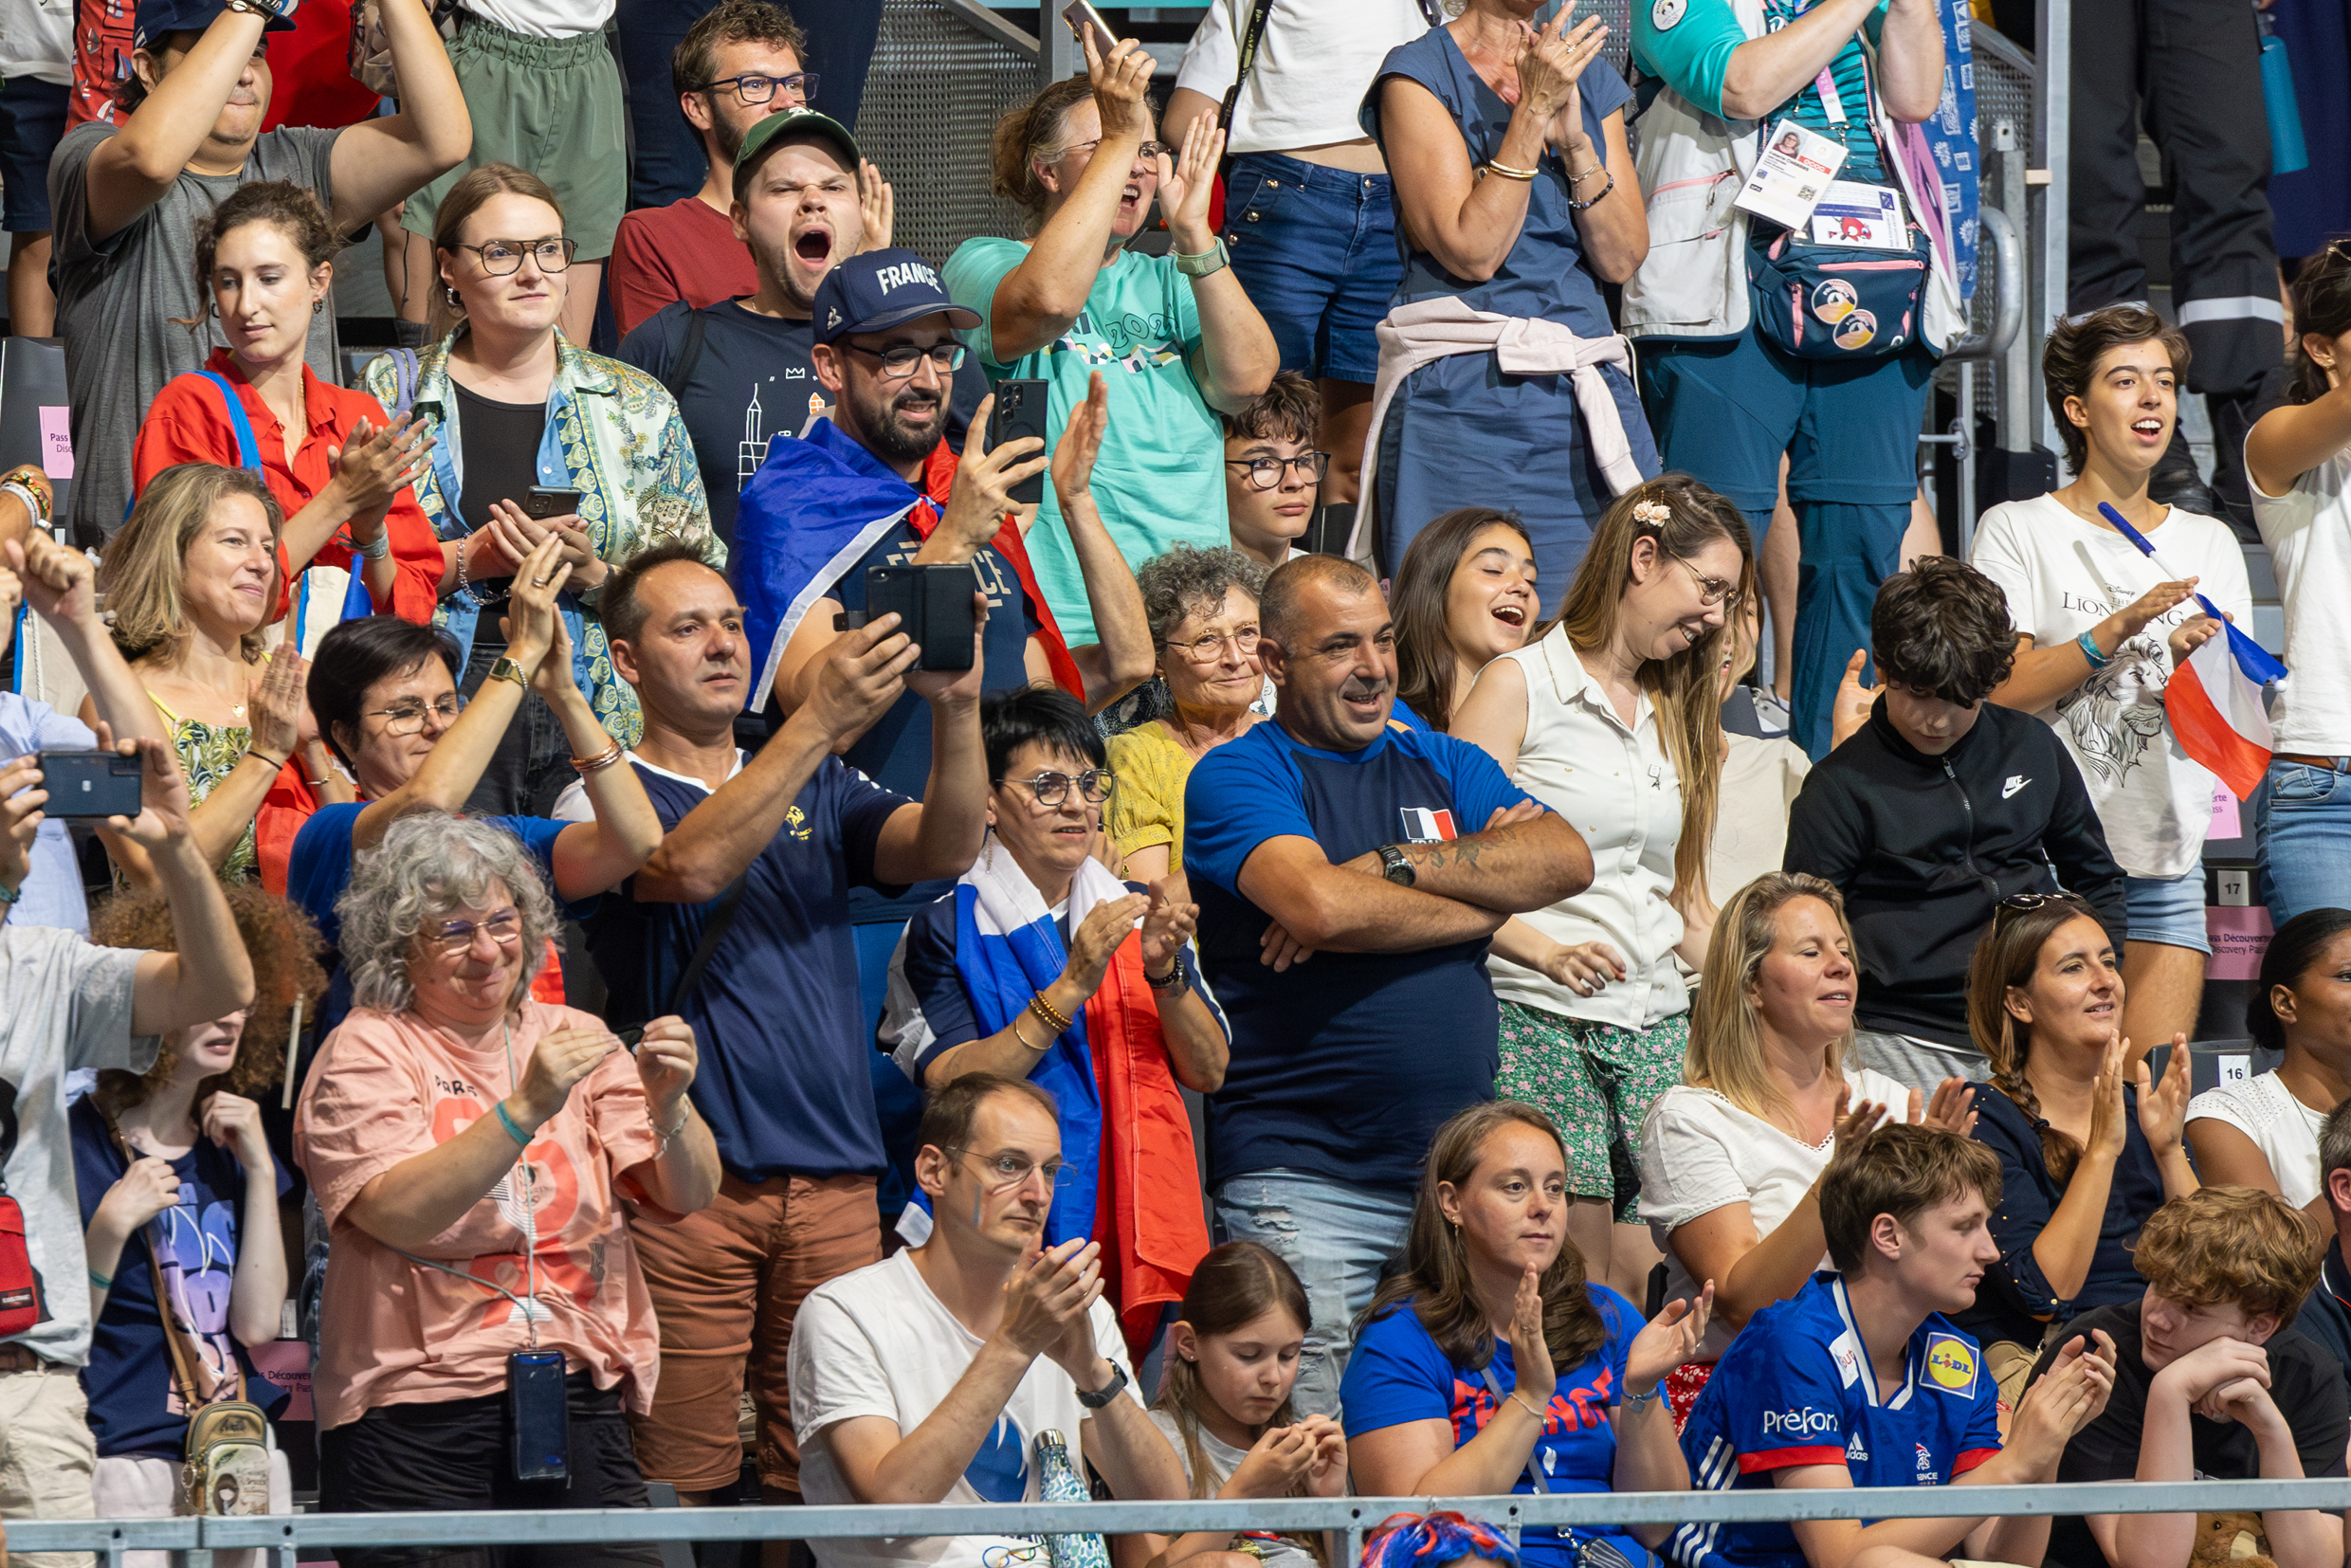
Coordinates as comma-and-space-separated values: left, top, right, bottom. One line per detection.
2206, 904, 2275, 982
246, 1339, 311, 1422
36, 405, 71, 478
2210, 785, 2243, 842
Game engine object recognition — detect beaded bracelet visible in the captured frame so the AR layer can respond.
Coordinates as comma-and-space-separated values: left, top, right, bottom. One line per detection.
1568, 170, 1616, 211
1029, 992, 1072, 1033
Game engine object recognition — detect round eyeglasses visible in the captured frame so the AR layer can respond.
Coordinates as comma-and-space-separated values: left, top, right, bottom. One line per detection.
366, 695, 466, 736
996, 769, 1115, 805
1224, 452, 1330, 491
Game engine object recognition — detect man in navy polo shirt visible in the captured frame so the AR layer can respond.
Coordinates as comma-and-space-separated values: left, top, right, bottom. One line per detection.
1182, 552, 1595, 1416
1675, 1124, 2117, 1568
554, 540, 991, 1522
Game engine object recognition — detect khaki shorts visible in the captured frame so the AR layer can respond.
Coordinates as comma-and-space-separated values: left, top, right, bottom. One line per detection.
0, 1362, 96, 1568
401, 17, 628, 257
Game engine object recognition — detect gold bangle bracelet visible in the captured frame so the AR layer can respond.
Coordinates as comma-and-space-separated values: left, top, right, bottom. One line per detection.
1484, 159, 1540, 182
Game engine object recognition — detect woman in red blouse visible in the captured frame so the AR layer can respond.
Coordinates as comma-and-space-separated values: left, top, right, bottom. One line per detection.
134, 181, 448, 628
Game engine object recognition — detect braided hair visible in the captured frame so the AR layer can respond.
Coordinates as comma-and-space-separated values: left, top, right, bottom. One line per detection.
1966, 892, 2104, 1184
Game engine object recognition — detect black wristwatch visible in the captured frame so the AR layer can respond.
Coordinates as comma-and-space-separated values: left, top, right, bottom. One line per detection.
1376, 844, 1415, 887
1075, 1361, 1130, 1410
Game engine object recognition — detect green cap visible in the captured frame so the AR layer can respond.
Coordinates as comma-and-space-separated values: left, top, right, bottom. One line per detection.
734, 108, 862, 183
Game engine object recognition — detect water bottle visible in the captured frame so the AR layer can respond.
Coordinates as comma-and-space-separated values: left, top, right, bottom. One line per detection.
1031, 1429, 1111, 1568
2258, 7, 2308, 176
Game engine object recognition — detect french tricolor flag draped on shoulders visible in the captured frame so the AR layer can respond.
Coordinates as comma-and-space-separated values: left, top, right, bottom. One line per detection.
2100, 504, 2287, 800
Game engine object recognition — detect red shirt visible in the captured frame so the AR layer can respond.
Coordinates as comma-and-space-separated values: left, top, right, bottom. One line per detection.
134, 348, 444, 626
609, 197, 759, 338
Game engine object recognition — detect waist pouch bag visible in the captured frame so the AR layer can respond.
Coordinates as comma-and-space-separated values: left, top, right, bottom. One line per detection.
0, 1190, 41, 1336
1745, 207, 1928, 361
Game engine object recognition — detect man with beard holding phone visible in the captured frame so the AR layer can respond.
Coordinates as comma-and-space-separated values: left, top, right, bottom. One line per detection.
1180, 552, 1594, 1414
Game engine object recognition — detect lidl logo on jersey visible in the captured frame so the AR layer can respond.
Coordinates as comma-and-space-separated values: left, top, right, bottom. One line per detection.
1923, 1332, 1977, 1396
1760, 1407, 1837, 1437
1398, 807, 1457, 842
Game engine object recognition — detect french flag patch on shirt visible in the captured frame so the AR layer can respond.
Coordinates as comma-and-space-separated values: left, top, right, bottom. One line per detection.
1398, 807, 1457, 842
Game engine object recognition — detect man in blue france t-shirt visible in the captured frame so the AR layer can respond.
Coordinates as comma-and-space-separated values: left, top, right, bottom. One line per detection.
552, 541, 991, 1515
1676, 1123, 2118, 1568
1182, 553, 1596, 1416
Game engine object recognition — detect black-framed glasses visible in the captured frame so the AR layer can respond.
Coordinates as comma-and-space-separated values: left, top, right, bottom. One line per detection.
1668, 550, 1743, 611
366, 695, 465, 736
1224, 452, 1330, 491
460, 237, 579, 275
945, 1146, 1077, 1191
1164, 626, 1261, 664
1064, 137, 1170, 163
845, 342, 968, 380
428, 908, 523, 953
996, 768, 1115, 805
695, 70, 819, 105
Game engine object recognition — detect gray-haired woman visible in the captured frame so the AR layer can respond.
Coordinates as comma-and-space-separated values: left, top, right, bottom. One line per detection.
295, 815, 718, 1559
1105, 544, 1270, 885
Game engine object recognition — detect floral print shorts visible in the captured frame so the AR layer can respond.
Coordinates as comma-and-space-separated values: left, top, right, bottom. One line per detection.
1496, 1001, 1690, 1223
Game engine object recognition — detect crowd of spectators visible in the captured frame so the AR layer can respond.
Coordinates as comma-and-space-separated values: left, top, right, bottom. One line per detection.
0, 0, 2342, 1565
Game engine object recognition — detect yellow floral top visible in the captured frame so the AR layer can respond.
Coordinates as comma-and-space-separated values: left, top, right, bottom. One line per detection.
1105, 720, 1198, 867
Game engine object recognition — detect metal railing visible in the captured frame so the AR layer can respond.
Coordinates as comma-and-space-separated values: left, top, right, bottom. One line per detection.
22, 1478, 2351, 1567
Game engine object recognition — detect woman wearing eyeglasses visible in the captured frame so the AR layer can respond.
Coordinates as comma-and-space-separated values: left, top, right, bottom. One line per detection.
362, 163, 718, 822
278, 537, 663, 1044
296, 814, 717, 1556
883, 685, 1227, 1346
944, 30, 1278, 647
1959, 890, 2196, 1401
1450, 478, 1753, 1303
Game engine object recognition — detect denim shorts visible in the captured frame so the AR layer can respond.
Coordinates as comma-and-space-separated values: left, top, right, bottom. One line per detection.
1222, 152, 1401, 384
0, 75, 67, 232
2123, 869, 2211, 953
2254, 757, 2351, 923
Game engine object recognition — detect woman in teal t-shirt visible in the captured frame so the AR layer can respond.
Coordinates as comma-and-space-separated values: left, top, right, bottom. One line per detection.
942, 29, 1277, 647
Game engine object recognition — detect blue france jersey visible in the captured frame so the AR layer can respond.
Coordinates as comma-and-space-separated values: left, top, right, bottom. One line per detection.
1672, 1274, 2003, 1568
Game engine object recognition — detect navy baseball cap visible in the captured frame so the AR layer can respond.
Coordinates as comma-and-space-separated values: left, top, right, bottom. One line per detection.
136, 0, 296, 50
812, 247, 980, 348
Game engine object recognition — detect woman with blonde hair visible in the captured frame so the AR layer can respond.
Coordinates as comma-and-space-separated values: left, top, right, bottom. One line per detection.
1636, 872, 1973, 1419
89, 465, 346, 887
1452, 474, 1750, 1299
1960, 890, 2196, 1393
1343, 1100, 1707, 1568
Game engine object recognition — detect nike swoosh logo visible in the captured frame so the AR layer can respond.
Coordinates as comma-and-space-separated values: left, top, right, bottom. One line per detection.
2002, 776, 2031, 798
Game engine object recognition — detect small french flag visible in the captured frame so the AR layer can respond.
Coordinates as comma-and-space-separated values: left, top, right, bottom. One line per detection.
1399, 807, 1458, 842
2098, 503, 2286, 800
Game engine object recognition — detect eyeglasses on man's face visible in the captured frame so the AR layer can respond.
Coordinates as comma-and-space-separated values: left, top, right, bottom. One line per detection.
1224, 451, 1330, 491
996, 769, 1115, 806
696, 70, 819, 105
462, 237, 579, 275
367, 695, 466, 736
947, 1146, 1076, 1192
844, 341, 968, 380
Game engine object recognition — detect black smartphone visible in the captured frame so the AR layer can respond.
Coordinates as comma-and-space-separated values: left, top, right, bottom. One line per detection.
862, 563, 977, 672
986, 379, 1052, 507
521, 486, 583, 520
35, 749, 141, 820
508, 1349, 570, 1483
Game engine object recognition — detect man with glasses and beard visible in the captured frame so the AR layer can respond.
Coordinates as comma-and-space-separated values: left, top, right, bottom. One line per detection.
735, 247, 1152, 945
620, 109, 986, 547
1181, 552, 1595, 1416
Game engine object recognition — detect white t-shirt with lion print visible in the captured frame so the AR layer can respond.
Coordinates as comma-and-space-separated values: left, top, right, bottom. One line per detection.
1970, 494, 2252, 880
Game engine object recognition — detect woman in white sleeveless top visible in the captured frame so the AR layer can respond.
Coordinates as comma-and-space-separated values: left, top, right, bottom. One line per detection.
1452, 475, 1752, 1300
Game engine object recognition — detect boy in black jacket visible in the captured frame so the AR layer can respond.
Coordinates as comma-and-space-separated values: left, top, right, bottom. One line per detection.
1784, 558, 2126, 1089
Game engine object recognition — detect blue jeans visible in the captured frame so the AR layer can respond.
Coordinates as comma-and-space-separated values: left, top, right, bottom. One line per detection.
1223, 153, 1401, 383
1211, 1170, 1412, 1418
1641, 333, 1938, 758
2253, 757, 2351, 924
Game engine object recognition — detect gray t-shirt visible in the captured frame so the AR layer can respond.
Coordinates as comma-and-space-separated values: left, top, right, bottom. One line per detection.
1145, 1407, 1321, 1568
49, 120, 343, 543
0, 925, 154, 1367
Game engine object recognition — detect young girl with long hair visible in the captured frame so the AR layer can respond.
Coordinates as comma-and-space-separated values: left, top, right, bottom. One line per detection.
1390, 507, 1539, 734
1113, 1243, 1343, 1568
1451, 475, 1753, 1299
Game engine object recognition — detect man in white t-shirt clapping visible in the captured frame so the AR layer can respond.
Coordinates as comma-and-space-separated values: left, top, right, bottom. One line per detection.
791, 1074, 1183, 1568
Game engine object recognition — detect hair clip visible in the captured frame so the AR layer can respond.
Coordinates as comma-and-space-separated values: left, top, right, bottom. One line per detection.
1631, 499, 1673, 528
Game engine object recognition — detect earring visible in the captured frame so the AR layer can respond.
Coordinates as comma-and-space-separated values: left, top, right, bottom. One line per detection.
445, 284, 461, 307
311, 298, 325, 316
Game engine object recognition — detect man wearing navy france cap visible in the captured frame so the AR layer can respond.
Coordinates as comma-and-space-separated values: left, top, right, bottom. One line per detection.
45, 0, 471, 544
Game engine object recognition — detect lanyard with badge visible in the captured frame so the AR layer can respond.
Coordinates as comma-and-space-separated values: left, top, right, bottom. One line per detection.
1731, 4, 1898, 241
394, 1021, 572, 1483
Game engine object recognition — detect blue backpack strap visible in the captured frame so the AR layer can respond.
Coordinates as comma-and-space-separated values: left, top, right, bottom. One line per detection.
196, 371, 264, 474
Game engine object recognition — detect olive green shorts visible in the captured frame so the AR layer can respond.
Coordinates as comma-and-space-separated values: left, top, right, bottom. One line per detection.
401, 17, 627, 258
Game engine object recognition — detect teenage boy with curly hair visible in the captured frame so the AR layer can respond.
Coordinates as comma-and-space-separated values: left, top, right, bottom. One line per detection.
1783, 557, 2127, 1087
2032, 1185, 2345, 1568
